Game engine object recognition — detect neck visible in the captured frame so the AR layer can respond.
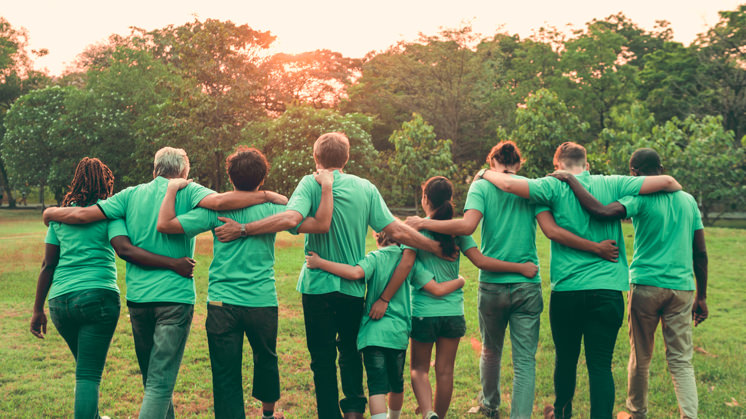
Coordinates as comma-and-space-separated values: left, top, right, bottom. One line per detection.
562, 166, 586, 175
493, 163, 517, 174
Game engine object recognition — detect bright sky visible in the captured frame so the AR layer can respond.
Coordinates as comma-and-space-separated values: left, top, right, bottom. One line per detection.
4, 0, 743, 75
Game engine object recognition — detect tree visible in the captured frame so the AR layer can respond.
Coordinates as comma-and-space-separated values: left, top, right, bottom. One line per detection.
387, 114, 456, 211
510, 89, 589, 177
243, 105, 379, 196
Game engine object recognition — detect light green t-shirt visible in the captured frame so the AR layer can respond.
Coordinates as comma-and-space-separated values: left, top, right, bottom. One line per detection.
619, 191, 703, 291
287, 171, 396, 298
464, 177, 545, 284
356, 245, 434, 351
97, 176, 215, 304
528, 171, 644, 292
177, 203, 285, 307
45, 203, 125, 300
406, 231, 477, 317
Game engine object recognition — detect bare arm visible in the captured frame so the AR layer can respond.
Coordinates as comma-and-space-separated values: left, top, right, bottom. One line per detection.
549, 171, 626, 220
30, 244, 60, 339
214, 210, 303, 242
692, 229, 708, 326
157, 178, 189, 234
42, 205, 106, 226
481, 170, 530, 199
304, 251, 365, 281
198, 190, 288, 211
406, 209, 482, 236
297, 170, 334, 234
462, 247, 538, 278
639, 175, 681, 194
110, 236, 195, 278
536, 211, 619, 262
422, 276, 465, 297
368, 249, 416, 320
382, 220, 446, 258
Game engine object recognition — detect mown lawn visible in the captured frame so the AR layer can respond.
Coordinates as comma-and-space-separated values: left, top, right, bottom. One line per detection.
1, 209, 744, 418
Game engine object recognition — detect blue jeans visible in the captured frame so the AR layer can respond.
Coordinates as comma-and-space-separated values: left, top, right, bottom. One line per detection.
128, 303, 194, 419
206, 304, 280, 419
49, 288, 120, 419
477, 282, 543, 419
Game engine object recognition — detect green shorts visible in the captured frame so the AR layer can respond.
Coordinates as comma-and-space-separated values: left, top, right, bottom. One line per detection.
411, 315, 466, 343
361, 346, 406, 395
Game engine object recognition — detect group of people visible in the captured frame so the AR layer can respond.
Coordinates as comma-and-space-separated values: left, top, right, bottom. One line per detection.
30, 131, 708, 419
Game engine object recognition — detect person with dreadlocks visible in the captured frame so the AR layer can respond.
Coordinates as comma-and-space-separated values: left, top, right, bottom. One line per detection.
30, 157, 197, 419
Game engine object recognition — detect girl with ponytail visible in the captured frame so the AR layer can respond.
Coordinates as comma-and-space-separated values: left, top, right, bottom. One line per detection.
406, 175, 538, 419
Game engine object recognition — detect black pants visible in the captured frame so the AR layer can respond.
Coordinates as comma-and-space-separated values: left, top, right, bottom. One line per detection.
550, 290, 624, 419
206, 304, 280, 419
302, 292, 366, 418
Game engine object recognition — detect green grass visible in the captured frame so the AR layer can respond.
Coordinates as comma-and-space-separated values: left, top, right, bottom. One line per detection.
1, 211, 745, 418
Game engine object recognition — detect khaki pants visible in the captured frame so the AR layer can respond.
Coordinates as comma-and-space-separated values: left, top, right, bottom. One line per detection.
626, 284, 698, 419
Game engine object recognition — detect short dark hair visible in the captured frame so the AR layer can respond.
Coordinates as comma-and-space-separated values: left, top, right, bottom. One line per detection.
225, 146, 269, 191
314, 132, 350, 169
375, 230, 399, 247
487, 140, 524, 167
629, 148, 662, 176
553, 142, 587, 169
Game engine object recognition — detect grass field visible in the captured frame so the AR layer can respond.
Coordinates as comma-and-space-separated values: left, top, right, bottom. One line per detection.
1, 208, 744, 418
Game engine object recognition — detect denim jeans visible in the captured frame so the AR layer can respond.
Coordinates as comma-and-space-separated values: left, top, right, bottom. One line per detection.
477, 282, 543, 419
302, 292, 366, 418
206, 304, 280, 419
626, 284, 697, 419
128, 303, 194, 419
48, 288, 120, 419
550, 290, 624, 419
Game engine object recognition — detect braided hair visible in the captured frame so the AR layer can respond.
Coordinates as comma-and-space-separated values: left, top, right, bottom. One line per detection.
422, 176, 457, 256
60, 157, 115, 207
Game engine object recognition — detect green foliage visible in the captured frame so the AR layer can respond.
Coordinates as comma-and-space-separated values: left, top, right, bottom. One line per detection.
511, 89, 589, 177
243, 105, 378, 196
386, 114, 456, 209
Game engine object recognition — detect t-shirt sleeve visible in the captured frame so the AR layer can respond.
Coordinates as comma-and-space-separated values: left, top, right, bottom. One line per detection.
285, 175, 316, 219
357, 251, 378, 281
44, 225, 60, 246
409, 262, 434, 290
188, 182, 217, 209
534, 204, 551, 215
367, 183, 396, 232
177, 207, 219, 238
608, 175, 644, 200
107, 218, 129, 240
457, 234, 478, 252
618, 195, 642, 218
527, 177, 556, 206
691, 199, 704, 231
97, 188, 132, 219
463, 181, 485, 214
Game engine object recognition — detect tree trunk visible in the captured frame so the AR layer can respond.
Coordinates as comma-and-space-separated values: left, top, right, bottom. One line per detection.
413, 187, 419, 215
0, 160, 16, 208
40, 183, 45, 210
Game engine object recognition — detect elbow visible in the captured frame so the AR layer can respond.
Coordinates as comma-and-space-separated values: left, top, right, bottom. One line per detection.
542, 227, 559, 241
156, 221, 168, 234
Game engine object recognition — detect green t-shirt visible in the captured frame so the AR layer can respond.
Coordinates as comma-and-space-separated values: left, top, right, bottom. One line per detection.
97, 176, 215, 304
406, 231, 477, 317
287, 171, 396, 297
464, 178, 545, 284
356, 245, 434, 351
528, 171, 644, 291
619, 191, 703, 291
45, 203, 125, 300
177, 203, 285, 307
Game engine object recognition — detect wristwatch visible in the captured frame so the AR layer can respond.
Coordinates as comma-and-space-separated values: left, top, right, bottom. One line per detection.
240, 223, 247, 237
476, 168, 487, 180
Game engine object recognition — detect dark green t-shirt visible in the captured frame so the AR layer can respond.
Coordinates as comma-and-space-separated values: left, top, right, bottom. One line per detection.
619, 191, 703, 290
464, 177, 545, 284
45, 203, 125, 300
287, 171, 396, 297
97, 176, 214, 304
177, 203, 285, 307
528, 171, 644, 291
356, 245, 433, 351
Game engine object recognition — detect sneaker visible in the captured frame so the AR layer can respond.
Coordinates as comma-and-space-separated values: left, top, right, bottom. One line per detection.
478, 404, 500, 418
543, 405, 555, 419
425, 411, 439, 419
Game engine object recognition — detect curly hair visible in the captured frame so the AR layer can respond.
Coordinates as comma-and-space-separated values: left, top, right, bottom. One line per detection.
60, 157, 114, 207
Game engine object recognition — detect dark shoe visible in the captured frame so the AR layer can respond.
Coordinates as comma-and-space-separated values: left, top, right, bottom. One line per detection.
479, 404, 500, 418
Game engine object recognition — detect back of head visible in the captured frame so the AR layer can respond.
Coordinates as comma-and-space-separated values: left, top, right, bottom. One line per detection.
375, 230, 399, 248
154, 147, 189, 179
487, 140, 524, 169
422, 176, 456, 256
62, 157, 114, 207
553, 142, 587, 170
226, 146, 270, 191
314, 132, 350, 169
629, 148, 662, 176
